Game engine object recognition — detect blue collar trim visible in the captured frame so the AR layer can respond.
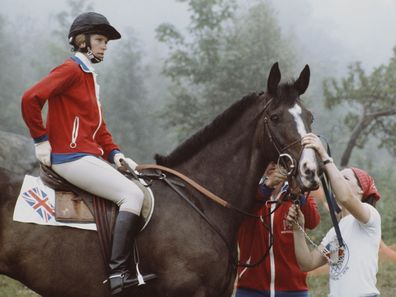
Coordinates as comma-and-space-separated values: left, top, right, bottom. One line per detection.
70, 55, 91, 73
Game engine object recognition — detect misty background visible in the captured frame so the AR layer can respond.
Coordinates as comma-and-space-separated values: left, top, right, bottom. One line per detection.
1, 1, 396, 294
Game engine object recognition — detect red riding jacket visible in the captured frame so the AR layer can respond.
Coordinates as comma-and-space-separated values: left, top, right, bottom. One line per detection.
21, 54, 119, 161
237, 184, 320, 293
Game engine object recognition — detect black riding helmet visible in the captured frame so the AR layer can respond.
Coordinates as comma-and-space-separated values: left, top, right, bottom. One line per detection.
68, 12, 121, 42
68, 12, 121, 63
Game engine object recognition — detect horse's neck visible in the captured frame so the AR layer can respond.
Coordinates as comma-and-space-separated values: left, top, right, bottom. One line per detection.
175, 123, 268, 235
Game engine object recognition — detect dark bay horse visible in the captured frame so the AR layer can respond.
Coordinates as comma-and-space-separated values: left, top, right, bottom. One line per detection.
0, 63, 319, 297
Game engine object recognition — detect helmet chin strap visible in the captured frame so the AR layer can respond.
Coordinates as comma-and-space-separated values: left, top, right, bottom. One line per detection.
76, 33, 102, 64
86, 47, 103, 64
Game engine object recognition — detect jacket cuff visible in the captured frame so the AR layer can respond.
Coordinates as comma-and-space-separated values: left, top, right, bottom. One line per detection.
108, 149, 121, 163
33, 134, 48, 144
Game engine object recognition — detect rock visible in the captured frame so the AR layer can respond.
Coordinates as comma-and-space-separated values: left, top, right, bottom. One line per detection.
0, 130, 38, 174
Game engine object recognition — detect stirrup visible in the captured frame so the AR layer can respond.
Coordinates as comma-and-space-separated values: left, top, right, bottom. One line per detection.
107, 271, 157, 295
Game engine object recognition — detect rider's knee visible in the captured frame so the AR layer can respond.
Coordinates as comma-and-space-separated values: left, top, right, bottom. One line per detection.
118, 185, 144, 213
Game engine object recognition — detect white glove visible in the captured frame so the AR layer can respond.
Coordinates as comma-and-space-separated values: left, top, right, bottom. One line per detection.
34, 140, 52, 166
114, 153, 138, 170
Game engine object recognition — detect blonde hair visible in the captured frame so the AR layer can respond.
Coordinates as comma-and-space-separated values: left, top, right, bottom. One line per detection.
73, 34, 86, 50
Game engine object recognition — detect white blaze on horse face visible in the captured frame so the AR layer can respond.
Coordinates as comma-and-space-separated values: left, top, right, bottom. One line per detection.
288, 104, 306, 137
289, 104, 319, 189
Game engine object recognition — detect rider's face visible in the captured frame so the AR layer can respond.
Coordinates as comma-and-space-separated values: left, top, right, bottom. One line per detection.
89, 34, 108, 60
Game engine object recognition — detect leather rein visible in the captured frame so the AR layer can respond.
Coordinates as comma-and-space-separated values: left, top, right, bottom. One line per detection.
129, 98, 305, 268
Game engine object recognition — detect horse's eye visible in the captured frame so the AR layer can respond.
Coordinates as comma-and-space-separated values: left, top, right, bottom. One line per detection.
270, 114, 280, 122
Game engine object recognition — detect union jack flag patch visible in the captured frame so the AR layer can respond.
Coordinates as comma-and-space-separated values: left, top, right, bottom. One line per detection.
22, 187, 55, 223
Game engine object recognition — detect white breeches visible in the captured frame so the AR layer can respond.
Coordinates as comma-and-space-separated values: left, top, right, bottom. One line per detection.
52, 156, 144, 215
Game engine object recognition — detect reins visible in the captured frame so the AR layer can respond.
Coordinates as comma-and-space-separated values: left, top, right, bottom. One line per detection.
136, 164, 260, 218
131, 163, 241, 267
134, 163, 298, 268
123, 97, 311, 269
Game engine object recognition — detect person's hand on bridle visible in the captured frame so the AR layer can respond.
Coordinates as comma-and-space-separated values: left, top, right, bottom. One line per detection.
301, 133, 330, 162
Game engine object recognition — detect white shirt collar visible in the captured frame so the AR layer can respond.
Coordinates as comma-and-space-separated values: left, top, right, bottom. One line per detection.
74, 52, 95, 73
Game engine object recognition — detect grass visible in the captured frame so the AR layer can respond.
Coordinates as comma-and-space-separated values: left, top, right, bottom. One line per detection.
1, 261, 395, 296
0, 276, 39, 297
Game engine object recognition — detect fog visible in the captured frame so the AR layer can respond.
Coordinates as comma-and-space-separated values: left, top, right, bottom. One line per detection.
271, 0, 396, 71
4, 0, 396, 72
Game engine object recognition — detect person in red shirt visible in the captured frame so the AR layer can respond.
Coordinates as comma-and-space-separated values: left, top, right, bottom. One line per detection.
21, 12, 155, 295
236, 162, 320, 297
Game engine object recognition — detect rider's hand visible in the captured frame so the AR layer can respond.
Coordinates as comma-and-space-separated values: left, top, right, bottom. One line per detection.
114, 153, 138, 170
34, 140, 52, 166
286, 204, 305, 230
301, 133, 329, 161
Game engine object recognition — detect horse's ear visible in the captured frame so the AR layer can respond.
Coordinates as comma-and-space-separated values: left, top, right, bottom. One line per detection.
267, 62, 281, 97
294, 64, 310, 95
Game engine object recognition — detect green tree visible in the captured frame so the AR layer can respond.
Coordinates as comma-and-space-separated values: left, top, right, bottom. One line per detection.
49, 0, 94, 64
157, 0, 295, 140
100, 30, 155, 162
323, 49, 396, 167
0, 14, 37, 134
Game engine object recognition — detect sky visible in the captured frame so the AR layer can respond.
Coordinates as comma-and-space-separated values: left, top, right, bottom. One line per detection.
3, 0, 396, 72
272, 0, 396, 70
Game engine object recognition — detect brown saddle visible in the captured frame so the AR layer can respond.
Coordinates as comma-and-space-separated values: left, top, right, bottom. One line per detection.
39, 165, 154, 266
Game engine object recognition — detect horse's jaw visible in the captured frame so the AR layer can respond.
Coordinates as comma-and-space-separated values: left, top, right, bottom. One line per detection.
297, 147, 320, 191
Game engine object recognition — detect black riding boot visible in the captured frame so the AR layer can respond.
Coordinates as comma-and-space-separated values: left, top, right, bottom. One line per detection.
108, 211, 156, 295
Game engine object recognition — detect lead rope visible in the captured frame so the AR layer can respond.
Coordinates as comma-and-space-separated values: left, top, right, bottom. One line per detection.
291, 205, 332, 263
292, 206, 345, 265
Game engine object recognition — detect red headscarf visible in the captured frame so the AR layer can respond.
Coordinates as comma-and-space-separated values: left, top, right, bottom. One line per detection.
351, 167, 381, 201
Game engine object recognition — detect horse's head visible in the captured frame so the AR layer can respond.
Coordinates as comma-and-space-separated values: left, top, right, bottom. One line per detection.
258, 62, 320, 192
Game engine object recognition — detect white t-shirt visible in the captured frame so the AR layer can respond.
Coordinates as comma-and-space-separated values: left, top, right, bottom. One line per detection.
320, 204, 381, 297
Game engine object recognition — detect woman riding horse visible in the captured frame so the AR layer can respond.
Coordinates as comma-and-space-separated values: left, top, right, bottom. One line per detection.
21, 12, 155, 295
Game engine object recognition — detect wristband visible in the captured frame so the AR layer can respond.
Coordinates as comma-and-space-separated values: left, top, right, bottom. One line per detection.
323, 157, 333, 165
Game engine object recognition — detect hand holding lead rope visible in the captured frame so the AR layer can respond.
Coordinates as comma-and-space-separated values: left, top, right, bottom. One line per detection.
287, 204, 344, 265
286, 204, 305, 230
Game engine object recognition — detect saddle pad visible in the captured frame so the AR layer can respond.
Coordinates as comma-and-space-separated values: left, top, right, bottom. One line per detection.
55, 191, 94, 223
13, 175, 97, 231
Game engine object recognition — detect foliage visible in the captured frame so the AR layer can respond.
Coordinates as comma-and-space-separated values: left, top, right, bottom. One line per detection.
100, 30, 158, 162
49, 0, 94, 64
0, 0, 163, 162
0, 0, 94, 137
0, 15, 31, 134
323, 50, 396, 166
0, 276, 39, 297
157, 0, 295, 140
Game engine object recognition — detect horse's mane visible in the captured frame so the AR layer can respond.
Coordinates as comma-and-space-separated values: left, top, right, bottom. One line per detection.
155, 92, 261, 167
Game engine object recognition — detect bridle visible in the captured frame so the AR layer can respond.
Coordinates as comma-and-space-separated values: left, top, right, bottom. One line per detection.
261, 97, 303, 179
